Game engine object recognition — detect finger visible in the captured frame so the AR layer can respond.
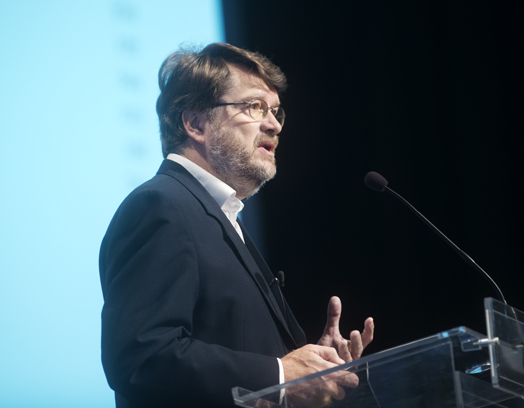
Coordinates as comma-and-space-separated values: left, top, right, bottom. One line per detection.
335, 338, 351, 363
337, 371, 359, 389
331, 385, 347, 401
349, 330, 363, 360
320, 374, 348, 401
324, 296, 342, 334
361, 317, 374, 348
316, 345, 345, 365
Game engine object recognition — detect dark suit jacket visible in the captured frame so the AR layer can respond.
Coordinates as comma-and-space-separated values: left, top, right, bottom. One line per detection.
99, 159, 306, 407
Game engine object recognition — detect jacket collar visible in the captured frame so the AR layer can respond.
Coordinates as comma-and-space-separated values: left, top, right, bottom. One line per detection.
156, 159, 300, 350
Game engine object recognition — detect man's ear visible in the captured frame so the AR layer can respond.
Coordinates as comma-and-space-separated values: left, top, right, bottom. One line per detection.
182, 111, 207, 145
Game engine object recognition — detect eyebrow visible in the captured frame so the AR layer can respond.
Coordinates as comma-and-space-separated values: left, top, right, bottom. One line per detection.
247, 96, 281, 107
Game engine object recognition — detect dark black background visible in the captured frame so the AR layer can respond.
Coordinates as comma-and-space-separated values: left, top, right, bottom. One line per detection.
222, 0, 524, 355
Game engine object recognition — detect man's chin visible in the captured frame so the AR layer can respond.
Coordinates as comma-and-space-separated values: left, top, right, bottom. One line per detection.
253, 153, 276, 170
253, 161, 276, 182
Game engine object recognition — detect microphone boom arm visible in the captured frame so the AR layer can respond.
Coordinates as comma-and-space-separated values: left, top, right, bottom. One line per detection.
385, 185, 507, 305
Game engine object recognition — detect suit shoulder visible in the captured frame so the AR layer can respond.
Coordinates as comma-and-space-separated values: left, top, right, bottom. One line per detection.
121, 173, 195, 212
102, 173, 198, 241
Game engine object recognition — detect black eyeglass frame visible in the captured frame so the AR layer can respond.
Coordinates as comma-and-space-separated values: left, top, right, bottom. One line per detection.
215, 99, 285, 127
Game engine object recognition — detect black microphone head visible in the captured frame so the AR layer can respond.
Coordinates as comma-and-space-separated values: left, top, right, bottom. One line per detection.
365, 171, 388, 192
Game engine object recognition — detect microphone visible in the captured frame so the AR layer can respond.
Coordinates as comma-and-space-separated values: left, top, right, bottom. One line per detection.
270, 271, 285, 288
364, 171, 507, 304
270, 271, 287, 323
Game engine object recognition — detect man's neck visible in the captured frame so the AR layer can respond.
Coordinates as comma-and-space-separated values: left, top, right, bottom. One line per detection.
179, 146, 218, 179
177, 147, 258, 200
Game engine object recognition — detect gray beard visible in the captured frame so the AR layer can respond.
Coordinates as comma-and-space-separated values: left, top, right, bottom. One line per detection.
207, 126, 277, 199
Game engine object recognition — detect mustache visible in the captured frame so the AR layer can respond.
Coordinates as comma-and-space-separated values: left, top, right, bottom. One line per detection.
254, 132, 279, 149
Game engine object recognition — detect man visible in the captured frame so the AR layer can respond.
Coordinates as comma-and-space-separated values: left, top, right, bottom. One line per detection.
99, 43, 374, 408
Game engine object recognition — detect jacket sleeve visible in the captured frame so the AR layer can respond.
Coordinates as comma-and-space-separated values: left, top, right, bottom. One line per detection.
99, 187, 280, 407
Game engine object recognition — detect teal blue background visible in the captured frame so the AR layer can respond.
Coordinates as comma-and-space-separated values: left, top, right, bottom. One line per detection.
0, 1, 224, 406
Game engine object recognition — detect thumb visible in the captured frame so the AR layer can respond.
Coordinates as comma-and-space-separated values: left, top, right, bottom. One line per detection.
315, 345, 345, 365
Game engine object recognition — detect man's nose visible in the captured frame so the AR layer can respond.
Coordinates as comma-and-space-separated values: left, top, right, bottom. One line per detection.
261, 111, 282, 135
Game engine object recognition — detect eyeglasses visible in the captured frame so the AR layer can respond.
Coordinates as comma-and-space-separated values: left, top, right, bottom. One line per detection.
215, 99, 285, 127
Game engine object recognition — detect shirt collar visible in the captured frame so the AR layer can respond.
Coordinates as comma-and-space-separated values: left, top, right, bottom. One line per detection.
166, 153, 244, 214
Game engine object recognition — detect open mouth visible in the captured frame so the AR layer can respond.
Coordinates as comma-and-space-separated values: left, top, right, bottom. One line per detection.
257, 141, 276, 155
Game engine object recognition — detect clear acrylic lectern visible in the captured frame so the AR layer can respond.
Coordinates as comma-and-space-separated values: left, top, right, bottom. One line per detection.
232, 298, 524, 407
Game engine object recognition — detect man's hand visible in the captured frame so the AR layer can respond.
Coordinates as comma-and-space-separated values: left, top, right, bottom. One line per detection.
281, 344, 348, 383
318, 296, 374, 362
280, 345, 358, 407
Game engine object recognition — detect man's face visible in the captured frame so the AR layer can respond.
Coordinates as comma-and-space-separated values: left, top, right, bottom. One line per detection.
206, 64, 283, 199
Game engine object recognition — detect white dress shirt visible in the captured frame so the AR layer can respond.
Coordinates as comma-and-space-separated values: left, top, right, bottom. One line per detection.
167, 153, 245, 242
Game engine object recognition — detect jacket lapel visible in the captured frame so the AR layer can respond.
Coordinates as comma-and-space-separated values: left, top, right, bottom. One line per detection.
240, 222, 306, 350
157, 160, 300, 349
